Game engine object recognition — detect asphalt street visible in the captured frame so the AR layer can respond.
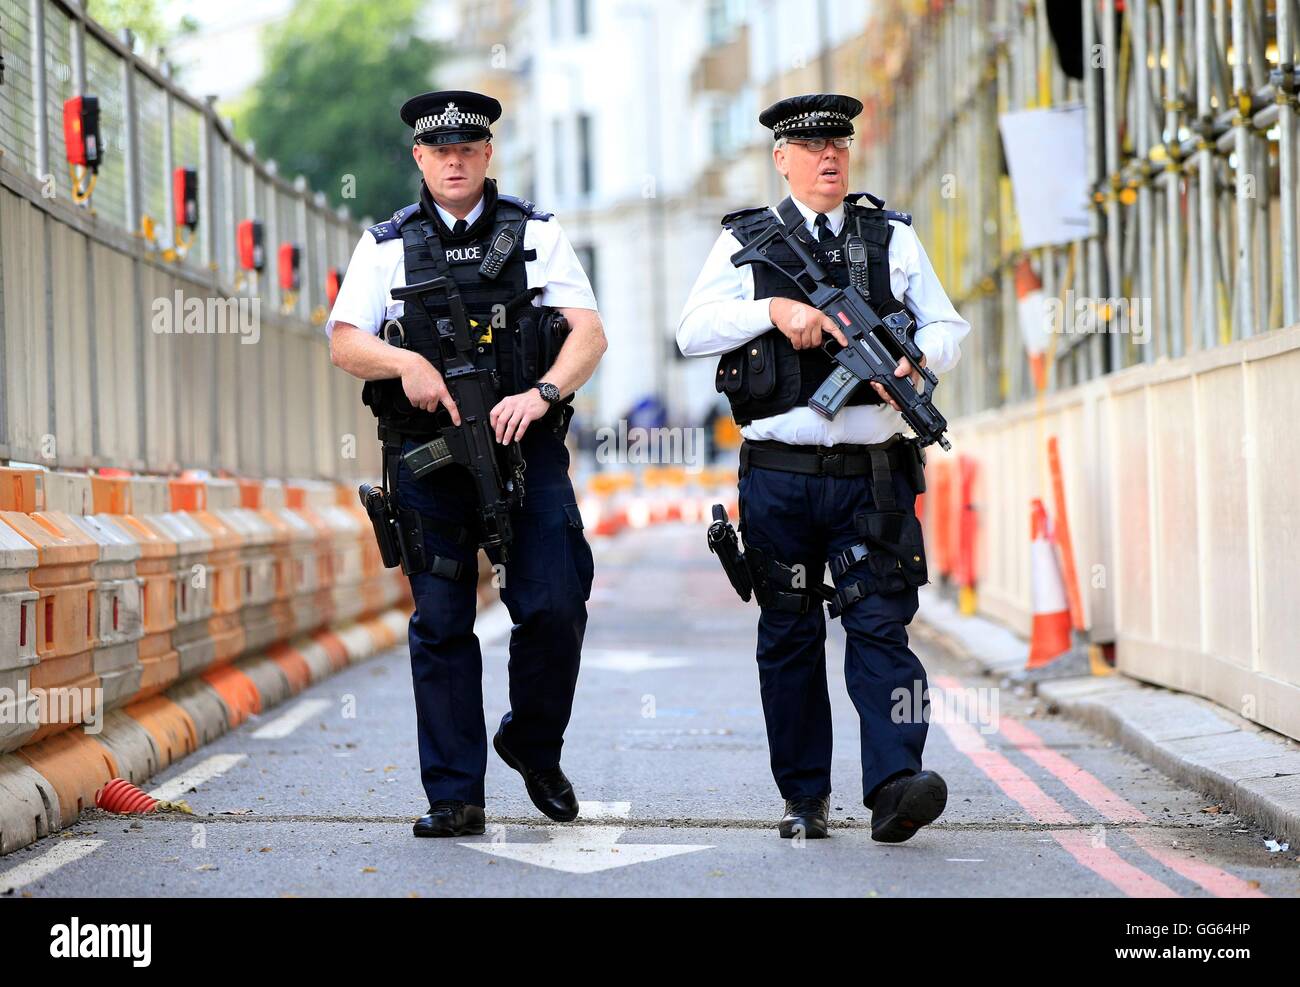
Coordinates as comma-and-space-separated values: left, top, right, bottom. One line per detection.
4, 523, 1298, 898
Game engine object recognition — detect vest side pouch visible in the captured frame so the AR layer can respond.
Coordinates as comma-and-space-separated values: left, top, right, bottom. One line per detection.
715, 328, 801, 423
715, 348, 746, 395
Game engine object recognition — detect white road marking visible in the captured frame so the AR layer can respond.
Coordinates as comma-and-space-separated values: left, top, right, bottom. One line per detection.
0, 840, 103, 893
583, 649, 693, 674
462, 800, 711, 874
148, 753, 247, 801
579, 800, 631, 819
250, 699, 332, 739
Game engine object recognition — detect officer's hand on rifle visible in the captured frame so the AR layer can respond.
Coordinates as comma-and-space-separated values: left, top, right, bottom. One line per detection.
768, 297, 849, 351
490, 388, 552, 445
401, 352, 461, 426
871, 353, 927, 412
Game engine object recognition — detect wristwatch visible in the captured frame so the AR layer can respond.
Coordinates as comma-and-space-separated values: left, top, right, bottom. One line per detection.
535, 381, 561, 405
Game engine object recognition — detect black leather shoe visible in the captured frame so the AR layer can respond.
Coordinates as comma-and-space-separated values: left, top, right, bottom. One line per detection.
413, 800, 486, 838
778, 796, 830, 839
869, 770, 947, 843
493, 729, 579, 822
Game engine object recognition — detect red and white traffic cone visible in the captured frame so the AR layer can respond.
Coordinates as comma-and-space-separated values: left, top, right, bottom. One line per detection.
1019, 496, 1081, 676
1014, 257, 1050, 394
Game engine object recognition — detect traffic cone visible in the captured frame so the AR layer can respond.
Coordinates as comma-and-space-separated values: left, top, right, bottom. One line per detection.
1026, 499, 1073, 668
1014, 257, 1050, 394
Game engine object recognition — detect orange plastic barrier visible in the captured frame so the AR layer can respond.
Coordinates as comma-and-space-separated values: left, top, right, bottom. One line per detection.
0, 511, 100, 743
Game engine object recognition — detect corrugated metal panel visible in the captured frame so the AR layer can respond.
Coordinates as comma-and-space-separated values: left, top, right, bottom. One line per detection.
91, 240, 140, 468
49, 221, 93, 463
1, 190, 51, 460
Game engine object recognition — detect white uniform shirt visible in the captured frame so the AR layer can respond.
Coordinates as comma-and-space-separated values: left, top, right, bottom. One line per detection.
325, 189, 597, 339
677, 194, 970, 446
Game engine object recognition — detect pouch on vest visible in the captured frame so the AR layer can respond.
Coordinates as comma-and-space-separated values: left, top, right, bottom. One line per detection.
714, 330, 800, 423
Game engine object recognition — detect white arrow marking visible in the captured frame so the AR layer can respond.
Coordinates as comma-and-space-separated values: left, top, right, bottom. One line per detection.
582, 649, 693, 674
461, 800, 712, 874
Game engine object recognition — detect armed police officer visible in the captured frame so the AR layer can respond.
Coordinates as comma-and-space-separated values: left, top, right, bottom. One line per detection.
327, 90, 607, 838
678, 94, 970, 842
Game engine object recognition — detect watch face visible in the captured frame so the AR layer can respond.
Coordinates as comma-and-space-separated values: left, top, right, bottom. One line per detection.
538, 382, 560, 403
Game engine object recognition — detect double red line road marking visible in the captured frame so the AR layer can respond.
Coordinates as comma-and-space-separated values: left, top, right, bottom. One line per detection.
931, 675, 1267, 898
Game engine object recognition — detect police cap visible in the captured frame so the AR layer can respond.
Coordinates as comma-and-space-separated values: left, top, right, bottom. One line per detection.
759, 93, 862, 141
400, 89, 501, 146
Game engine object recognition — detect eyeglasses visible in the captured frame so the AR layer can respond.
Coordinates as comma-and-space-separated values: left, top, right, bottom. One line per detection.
785, 137, 853, 151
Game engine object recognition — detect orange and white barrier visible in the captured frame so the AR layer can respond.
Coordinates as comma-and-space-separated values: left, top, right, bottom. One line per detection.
0, 463, 420, 857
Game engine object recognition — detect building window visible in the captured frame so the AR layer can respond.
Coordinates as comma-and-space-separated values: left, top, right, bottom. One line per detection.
552, 119, 565, 200
575, 0, 589, 36
549, 0, 563, 39
709, 105, 727, 157
705, 0, 728, 45
575, 245, 598, 299
577, 113, 594, 197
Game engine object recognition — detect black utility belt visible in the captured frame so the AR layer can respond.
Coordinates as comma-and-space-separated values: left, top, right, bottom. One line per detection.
740, 435, 920, 479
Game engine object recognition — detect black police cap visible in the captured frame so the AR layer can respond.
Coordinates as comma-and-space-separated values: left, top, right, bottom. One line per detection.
400, 90, 501, 146
759, 93, 863, 141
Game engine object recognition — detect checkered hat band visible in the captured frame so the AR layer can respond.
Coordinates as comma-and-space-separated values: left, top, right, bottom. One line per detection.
774, 111, 851, 135
414, 108, 491, 133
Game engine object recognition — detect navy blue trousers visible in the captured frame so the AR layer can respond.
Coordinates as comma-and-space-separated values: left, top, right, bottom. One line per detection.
395, 426, 594, 807
737, 460, 930, 807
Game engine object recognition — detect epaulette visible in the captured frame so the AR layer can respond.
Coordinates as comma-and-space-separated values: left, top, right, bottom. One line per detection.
845, 191, 887, 209
720, 205, 771, 227
845, 191, 912, 226
498, 193, 552, 221
367, 203, 420, 242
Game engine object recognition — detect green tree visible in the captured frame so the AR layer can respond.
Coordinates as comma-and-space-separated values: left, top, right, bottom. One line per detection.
86, 0, 197, 53
239, 0, 440, 222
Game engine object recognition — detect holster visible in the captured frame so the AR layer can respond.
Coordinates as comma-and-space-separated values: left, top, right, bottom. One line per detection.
359, 483, 402, 569
706, 504, 753, 601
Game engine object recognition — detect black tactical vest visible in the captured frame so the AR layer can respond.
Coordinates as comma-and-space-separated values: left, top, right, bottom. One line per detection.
715, 192, 915, 426
361, 179, 571, 439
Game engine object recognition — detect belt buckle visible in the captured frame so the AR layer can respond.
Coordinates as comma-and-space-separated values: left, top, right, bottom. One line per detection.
821, 452, 844, 477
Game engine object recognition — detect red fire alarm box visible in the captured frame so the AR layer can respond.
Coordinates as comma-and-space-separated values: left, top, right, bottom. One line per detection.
278, 242, 300, 292
63, 95, 102, 170
325, 266, 343, 307
173, 167, 198, 230
237, 219, 264, 271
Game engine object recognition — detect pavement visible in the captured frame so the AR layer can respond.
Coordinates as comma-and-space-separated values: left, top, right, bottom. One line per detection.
2, 523, 1298, 897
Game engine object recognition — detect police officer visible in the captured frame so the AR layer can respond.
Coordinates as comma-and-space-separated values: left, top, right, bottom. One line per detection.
327, 90, 607, 837
678, 94, 970, 842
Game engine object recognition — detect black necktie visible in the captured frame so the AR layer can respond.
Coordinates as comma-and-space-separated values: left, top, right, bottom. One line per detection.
452, 219, 468, 236
813, 213, 831, 242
